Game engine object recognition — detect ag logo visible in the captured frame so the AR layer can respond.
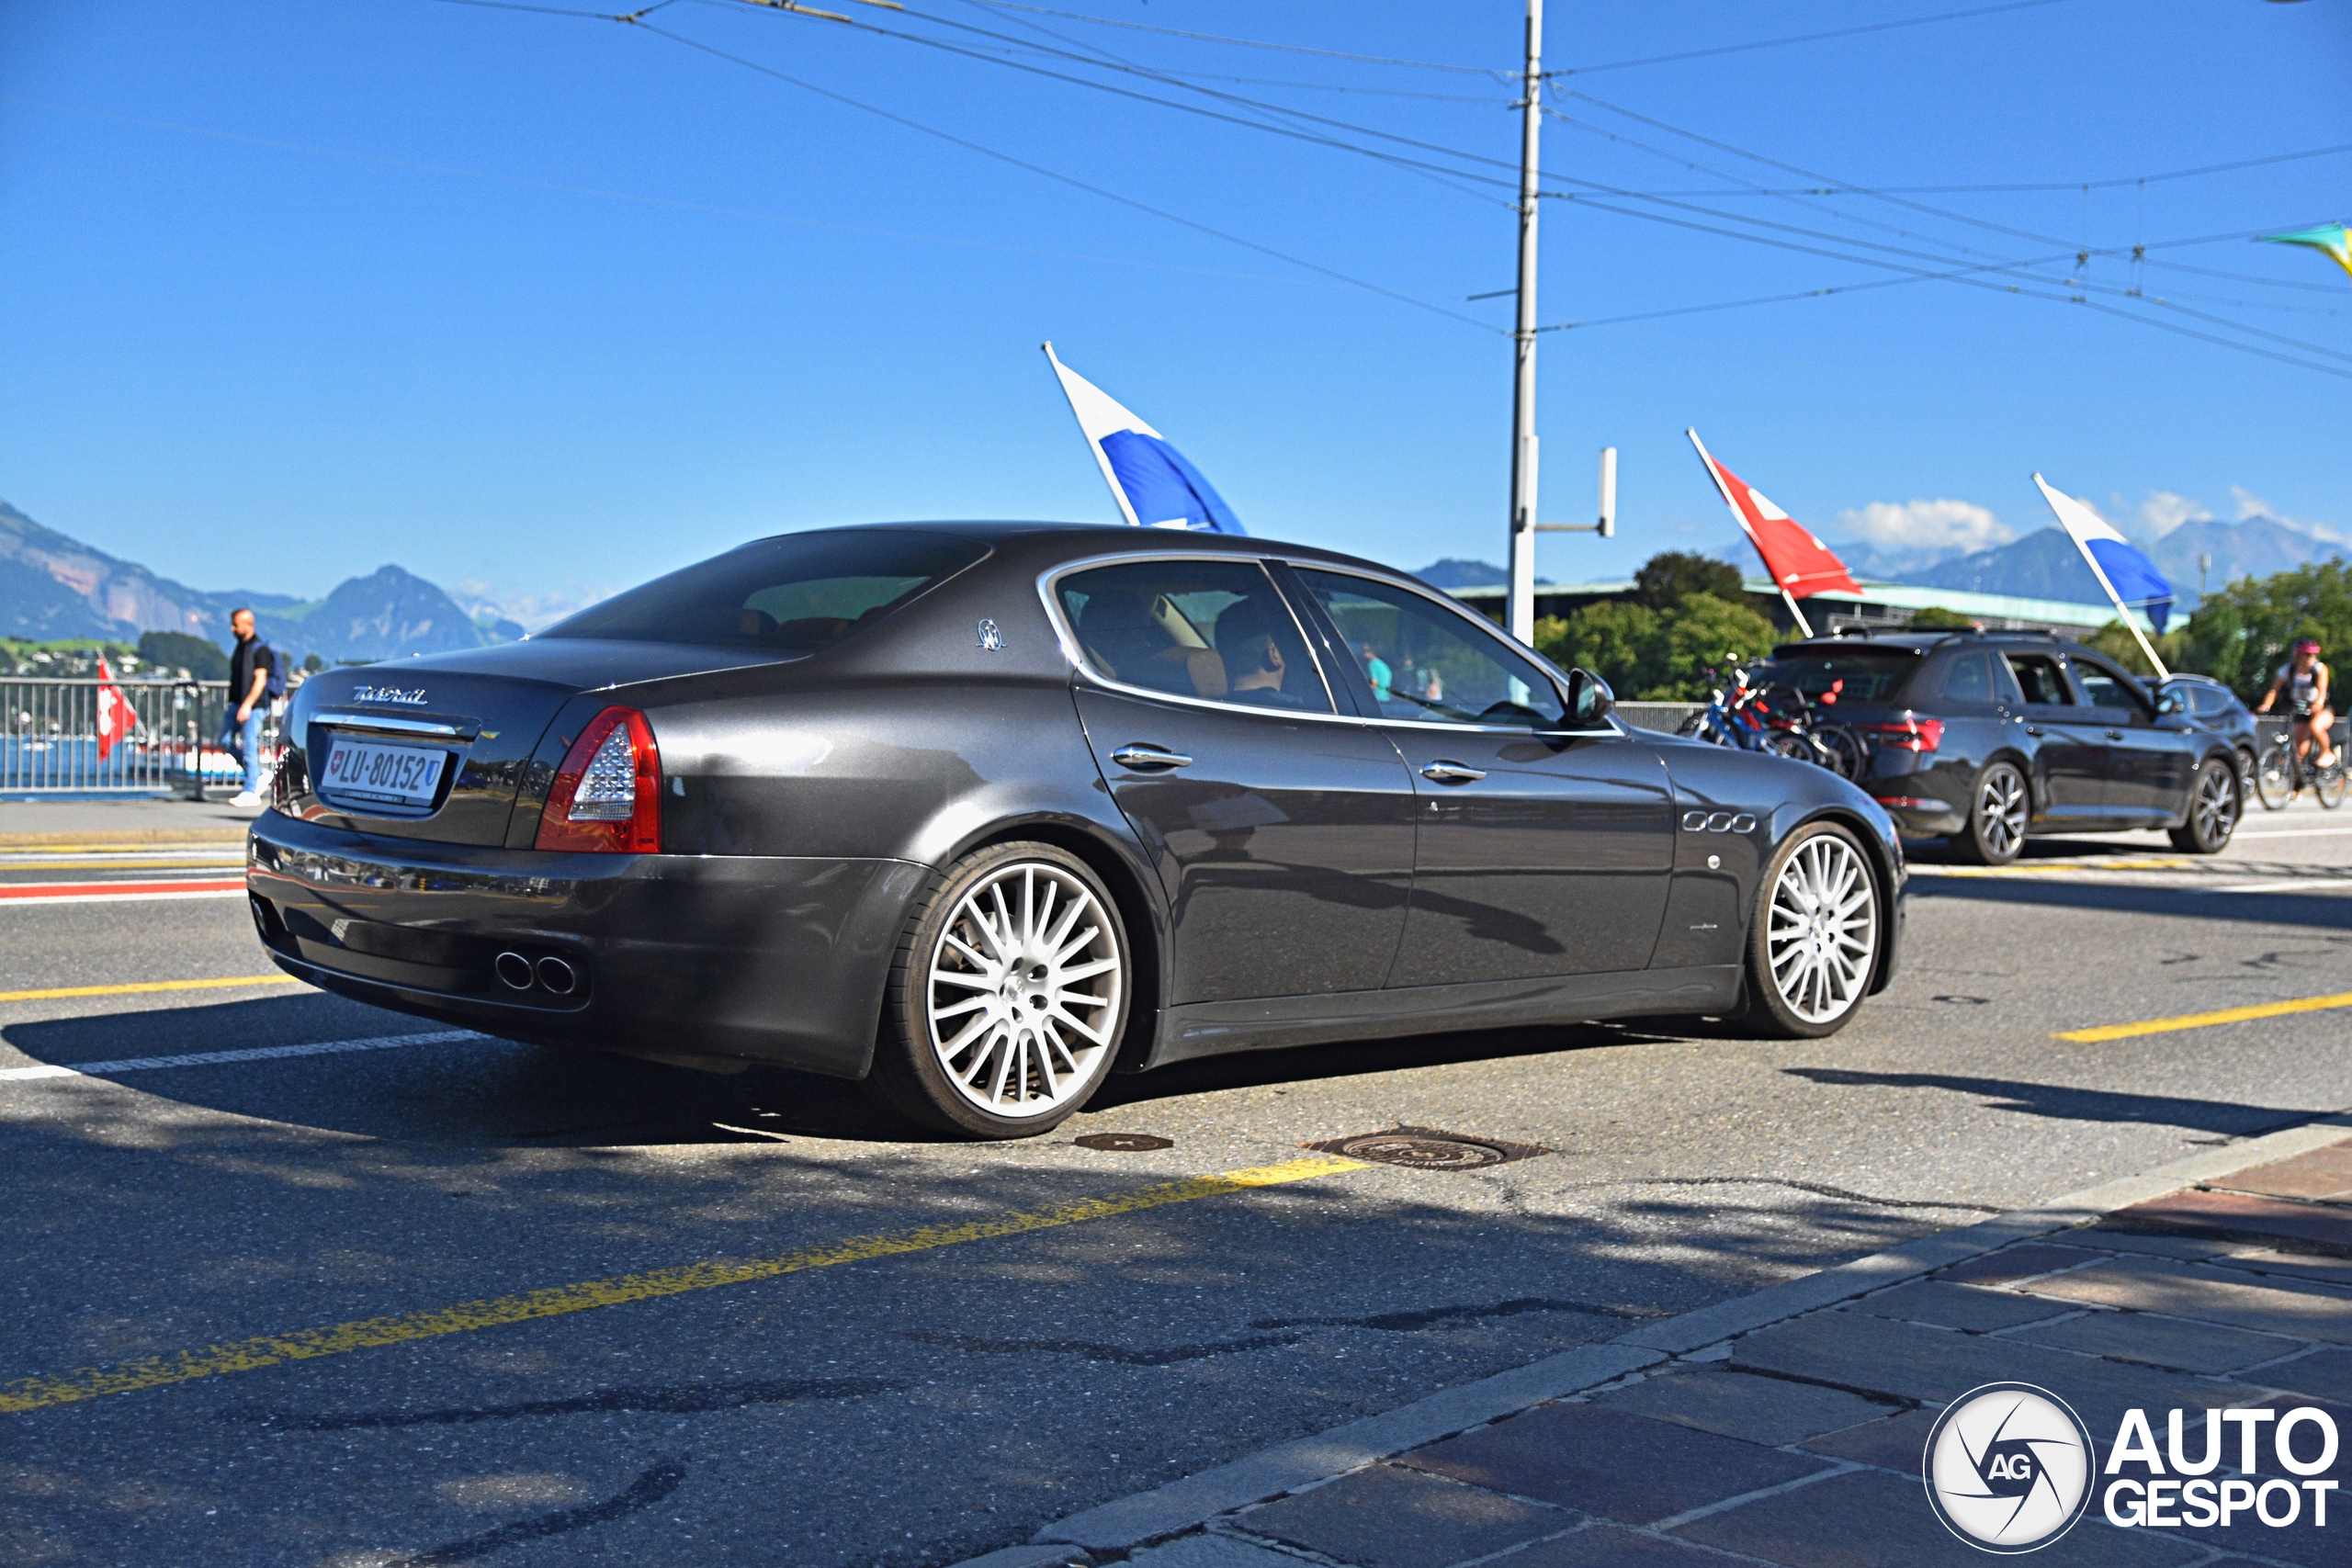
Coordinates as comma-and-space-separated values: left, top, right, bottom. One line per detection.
977, 618, 1005, 652
1923, 1382, 2094, 1552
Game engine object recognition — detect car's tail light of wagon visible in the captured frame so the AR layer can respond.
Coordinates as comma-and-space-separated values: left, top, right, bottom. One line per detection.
1860, 718, 1944, 753
535, 706, 661, 852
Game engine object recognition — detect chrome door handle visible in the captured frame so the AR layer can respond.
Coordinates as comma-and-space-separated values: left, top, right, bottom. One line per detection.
1420, 761, 1487, 783
1110, 745, 1193, 770
2024, 726, 2044, 737
2106, 730, 2125, 741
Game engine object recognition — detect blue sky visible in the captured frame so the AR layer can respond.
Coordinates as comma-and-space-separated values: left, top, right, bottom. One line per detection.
4, 0, 2347, 619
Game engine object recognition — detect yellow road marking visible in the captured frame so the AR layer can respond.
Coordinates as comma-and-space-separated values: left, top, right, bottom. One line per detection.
0, 1155, 1366, 1415
2056, 990, 2352, 1043
0, 976, 298, 1005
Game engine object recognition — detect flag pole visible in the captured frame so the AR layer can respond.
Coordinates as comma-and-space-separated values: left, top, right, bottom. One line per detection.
1688, 429, 1813, 639
2032, 474, 2170, 678
1042, 342, 1141, 528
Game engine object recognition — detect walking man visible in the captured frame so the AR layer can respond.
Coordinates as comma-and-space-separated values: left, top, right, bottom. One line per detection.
222, 608, 276, 807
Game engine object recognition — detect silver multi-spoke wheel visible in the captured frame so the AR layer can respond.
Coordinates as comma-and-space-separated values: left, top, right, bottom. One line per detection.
2191, 762, 2237, 842
1973, 763, 2028, 863
924, 862, 1123, 1120
1765, 832, 1878, 1025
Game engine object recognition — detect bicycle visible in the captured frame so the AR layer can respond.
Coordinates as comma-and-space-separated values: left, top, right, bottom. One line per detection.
1678, 667, 1867, 780
2253, 722, 2346, 810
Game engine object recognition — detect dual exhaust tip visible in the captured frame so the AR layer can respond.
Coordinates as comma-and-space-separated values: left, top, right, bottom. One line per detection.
495, 951, 579, 996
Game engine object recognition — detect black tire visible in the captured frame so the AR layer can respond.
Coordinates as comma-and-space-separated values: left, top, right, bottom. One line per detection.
1947, 760, 2029, 866
2168, 757, 2241, 853
1738, 820, 1881, 1040
2254, 743, 2293, 811
865, 840, 1131, 1139
1814, 723, 1868, 781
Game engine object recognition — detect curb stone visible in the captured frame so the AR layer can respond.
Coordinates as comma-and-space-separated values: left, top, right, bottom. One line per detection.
958, 1109, 2352, 1563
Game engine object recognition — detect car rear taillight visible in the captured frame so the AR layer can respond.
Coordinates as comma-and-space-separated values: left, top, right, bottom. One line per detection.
535, 706, 661, 853
1860, 718, 1944, 752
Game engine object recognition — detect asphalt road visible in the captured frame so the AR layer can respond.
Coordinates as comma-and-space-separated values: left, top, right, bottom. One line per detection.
6, 809, 2352, 1567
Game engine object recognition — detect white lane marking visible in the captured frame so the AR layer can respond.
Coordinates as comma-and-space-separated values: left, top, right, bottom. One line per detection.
2229, 826, 2352, 840
2208, 878, 2352, 894
0, 889, 247, 908
0, 1030, 483, 1082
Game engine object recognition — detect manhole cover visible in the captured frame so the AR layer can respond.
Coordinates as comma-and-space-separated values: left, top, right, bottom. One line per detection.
1306, 1126, 1549, 1169
1074, 1133, 1174, 1152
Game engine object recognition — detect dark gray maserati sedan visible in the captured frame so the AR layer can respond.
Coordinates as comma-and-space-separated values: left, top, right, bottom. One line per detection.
247, 524, 1905, 1137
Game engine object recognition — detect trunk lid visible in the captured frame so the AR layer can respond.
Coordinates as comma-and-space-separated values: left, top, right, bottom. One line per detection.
284, 639, 797, 846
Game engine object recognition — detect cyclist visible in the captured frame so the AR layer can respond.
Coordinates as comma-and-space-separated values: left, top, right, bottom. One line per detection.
2256, 637, 2336, 776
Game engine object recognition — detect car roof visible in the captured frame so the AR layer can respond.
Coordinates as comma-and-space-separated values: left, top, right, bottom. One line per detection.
729, 520, 1444, 578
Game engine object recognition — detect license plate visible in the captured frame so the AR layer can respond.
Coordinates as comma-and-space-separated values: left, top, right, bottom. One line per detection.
321, 739, 448, 810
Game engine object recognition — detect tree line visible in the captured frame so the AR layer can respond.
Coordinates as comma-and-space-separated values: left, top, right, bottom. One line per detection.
1524, 551, 2352, 705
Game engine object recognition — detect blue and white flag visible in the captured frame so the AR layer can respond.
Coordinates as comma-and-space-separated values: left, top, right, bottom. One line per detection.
2033, 473, 2174, 633
1043, 343, 1245, 534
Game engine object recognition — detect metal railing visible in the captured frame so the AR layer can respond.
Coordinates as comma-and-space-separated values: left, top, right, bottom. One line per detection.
1616, 701, 1704, 734
0, 679, 285, 797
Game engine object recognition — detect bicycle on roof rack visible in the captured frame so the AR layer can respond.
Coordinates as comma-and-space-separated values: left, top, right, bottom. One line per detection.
1677, 664, 1868, 781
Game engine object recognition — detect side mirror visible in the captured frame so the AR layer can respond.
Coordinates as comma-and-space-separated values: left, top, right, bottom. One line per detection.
2154, 693, 2183, 716
1568, 668, 1615, 725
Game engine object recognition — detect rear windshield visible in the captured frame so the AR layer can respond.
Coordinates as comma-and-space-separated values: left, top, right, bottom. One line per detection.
541, 530, 989, 651
1751, 650, 1918, 703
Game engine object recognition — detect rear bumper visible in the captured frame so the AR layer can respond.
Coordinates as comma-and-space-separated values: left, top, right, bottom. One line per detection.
245, 812, 928, 1079
1870, 793, 1966, 838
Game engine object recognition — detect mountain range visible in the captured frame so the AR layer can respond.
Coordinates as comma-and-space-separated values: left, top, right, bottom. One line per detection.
1702, 514, 2345, 610
0, 498, 523, 662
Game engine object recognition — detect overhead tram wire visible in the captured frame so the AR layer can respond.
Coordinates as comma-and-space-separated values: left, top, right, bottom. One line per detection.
950, 0, 1504, 76
1555, 0, 2079, 76
619, 21, 1499, 331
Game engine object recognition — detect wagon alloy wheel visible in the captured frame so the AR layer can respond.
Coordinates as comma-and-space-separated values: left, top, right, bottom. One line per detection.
1951, 761, 2028, 865
1740, 823, 1879, 1039
926, 863, 1121, 1117
868, 842, 1131, 1138
2170, 758, 2241, 853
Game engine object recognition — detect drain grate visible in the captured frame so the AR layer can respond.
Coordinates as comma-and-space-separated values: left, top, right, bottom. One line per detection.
1306, 1126, 1549, 1170
1074, 1133, 1174, 1152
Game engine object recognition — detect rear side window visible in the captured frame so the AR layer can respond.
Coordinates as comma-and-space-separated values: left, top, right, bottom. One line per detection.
2004, 653, 2071, 705
542, 530, 989, 650
1056, 558, 1332, 714
1940, 654, 1994, 702
1751, 651, 1916, 703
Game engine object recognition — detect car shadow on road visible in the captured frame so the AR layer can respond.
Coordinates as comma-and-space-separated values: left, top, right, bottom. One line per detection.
1909, 874, 2352, 930
1781, 1065, 2329, 1138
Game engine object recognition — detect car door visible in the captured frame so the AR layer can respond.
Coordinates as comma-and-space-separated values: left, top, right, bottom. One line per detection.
1051, 555, 1419, 1007
2000, 649, 2110, 824
2074, 656, 2193, 823
1287, 565, 1675, 986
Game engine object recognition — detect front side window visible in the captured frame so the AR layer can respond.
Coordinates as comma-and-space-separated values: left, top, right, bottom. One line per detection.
544, 529, 989, 651
2188, 685, 2230, 718
2004, 653, 2072, 706
2074, 662, 2150, 718
1293, 569, 1566, 728
1056, 558, 1332, 714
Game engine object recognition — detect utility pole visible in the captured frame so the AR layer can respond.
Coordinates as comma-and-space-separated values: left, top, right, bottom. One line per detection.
1505, 0, 1543, 644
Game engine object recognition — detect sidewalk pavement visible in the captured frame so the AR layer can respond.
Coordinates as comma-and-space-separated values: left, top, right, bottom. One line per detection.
958, 1118, 2352, 1568
0, 797, 259, 848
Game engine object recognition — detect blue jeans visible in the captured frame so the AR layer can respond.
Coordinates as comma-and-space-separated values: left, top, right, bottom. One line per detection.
219, 706, 266, 795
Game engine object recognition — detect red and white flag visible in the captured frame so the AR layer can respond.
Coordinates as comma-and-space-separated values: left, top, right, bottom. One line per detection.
95, 657, 132, 760
1686, 430, 1860, 598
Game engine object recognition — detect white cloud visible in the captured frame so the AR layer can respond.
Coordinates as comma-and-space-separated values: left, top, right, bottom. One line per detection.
2232, 486, 2348, 544
1836, 499, 2014, 555
2136, 490, 2211, 538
